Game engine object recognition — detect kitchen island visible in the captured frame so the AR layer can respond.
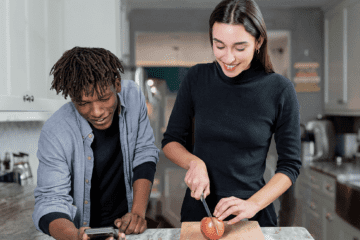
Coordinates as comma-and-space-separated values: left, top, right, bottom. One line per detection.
0, 183, 314, 240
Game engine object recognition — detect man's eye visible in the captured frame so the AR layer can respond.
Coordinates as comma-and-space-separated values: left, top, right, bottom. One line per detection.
77, 102, 86, 106
100, 98, 110, 102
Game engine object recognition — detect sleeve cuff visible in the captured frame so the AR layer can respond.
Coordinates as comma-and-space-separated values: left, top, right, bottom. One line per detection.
133, 162, 156, 184
39, 212, 73, 236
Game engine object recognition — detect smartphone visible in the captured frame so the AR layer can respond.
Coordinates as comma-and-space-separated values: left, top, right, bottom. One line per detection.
84, 227, 119, 239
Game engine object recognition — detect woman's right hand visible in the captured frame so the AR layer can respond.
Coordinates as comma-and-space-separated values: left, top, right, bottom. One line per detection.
184, 159, 210, 200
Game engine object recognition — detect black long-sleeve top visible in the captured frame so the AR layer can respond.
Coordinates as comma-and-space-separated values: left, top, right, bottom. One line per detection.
162, 59, 302, 199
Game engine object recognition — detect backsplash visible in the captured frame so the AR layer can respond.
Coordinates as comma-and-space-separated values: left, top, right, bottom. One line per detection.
0, 121, 44, 184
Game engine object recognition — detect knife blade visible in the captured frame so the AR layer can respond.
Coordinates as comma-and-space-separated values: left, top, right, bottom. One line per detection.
200, 192, 219, 235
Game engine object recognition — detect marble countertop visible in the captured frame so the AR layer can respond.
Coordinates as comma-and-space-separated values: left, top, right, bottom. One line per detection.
0, 183, 314, 240
309, 160, 360, 191
309, 159, 360, 178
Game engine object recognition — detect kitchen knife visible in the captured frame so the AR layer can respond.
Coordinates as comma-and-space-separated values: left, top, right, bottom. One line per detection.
200, 192, 219, 235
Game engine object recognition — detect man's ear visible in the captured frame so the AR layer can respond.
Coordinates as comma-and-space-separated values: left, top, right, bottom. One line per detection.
115, 79, 121, 93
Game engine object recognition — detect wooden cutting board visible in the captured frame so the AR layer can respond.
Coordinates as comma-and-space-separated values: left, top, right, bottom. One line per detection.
180, 220, 265, 240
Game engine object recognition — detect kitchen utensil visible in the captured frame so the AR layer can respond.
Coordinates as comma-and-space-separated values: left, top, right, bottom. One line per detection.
335, 133, 357, 159
305, 120, 336, 161
180, 220, 265, 240
200, 192, 218, 235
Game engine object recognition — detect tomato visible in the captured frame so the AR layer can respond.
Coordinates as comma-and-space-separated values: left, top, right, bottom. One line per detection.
200, 217, 225, 239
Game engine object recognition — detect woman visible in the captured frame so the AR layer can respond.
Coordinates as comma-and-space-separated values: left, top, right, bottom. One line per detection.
161, 0, 301, 227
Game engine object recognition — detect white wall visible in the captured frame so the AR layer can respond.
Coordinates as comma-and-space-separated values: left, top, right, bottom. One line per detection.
0, 121, 44, 184
63, 0, 121, 56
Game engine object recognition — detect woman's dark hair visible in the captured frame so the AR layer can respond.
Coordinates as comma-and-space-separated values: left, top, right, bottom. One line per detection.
209, 0, 274, 73
50, 47, 124, 102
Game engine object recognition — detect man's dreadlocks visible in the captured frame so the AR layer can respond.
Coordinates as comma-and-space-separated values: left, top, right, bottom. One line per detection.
50, 47, 124, 103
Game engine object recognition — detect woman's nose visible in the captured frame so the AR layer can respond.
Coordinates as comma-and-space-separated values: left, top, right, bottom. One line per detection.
223, 51, 236, 64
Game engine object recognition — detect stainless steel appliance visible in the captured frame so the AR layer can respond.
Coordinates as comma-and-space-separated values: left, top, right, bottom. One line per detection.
305, 120, 336, 161
336, 174, 360, 231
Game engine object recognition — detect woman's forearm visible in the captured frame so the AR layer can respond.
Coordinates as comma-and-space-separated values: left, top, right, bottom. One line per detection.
247, 172, 292, 210
162, 141, 202, 170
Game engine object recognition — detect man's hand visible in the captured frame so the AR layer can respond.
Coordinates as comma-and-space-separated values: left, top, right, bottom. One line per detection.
114, 212, 147, 235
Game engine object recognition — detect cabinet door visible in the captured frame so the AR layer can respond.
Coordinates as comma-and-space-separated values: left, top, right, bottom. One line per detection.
0, 0, 69, 112
163, 167, 187, 228
306, 192, 324, 240
0, 0, 9, 98
4, 0, 28, 105
323, 204, 342, 240
324, 6, 347, 112
346, 0, 360, 112
135, 32, 214, 67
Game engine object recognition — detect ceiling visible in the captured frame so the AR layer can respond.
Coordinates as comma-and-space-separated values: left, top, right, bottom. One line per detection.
127, 0, 339, 10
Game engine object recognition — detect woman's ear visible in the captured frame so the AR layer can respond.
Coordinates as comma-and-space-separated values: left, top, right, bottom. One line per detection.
257, 37, 264, 50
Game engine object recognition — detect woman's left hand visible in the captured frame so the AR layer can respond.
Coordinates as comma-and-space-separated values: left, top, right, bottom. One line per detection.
213, 196, 261, 225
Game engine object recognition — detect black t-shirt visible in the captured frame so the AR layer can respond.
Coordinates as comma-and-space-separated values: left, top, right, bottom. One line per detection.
89, 110, 128, 228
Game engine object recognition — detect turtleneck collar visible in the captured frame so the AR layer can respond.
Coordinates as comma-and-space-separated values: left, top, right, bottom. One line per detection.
215, 58, 266, 85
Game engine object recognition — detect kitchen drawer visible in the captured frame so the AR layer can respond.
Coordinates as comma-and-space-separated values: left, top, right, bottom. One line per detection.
306, 191, 324, 240
309, 169, 336, 203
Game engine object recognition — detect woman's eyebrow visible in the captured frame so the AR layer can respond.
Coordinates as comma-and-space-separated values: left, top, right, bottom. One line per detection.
213, 38, 248, 45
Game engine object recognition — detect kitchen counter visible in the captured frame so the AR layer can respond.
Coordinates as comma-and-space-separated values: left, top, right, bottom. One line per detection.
0, 183, 314, 240
309, 159, 360, 179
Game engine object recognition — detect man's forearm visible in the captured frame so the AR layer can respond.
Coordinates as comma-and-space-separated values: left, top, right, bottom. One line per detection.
247, 173, 292, 210
131, 178, 152, 218
49, 218, 79, 240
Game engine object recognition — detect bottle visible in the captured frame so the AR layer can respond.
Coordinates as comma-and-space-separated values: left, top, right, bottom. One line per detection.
3, 152, 11, 171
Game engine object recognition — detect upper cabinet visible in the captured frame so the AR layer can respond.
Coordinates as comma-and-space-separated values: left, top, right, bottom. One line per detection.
0, 0, 122, 114
135, 32, 214, 67
324, 0, 360, 115
0, 0, 69, 112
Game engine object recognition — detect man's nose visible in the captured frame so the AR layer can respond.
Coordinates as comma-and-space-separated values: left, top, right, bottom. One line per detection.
90, 102, 105, 118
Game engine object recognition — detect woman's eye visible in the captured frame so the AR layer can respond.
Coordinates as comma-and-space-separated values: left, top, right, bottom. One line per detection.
216, 46, 225, 50
236, 48, 245, 52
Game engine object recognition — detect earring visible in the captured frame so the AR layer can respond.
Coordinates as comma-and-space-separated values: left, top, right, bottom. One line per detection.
256, 49, 260, 54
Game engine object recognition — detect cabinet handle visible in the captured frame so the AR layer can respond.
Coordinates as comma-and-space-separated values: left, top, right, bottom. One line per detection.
23, 95, 34, 102
326, 213, 333, 221
311, 176, 315, 182
337, 99, 346, 104
326, 184, 333, 192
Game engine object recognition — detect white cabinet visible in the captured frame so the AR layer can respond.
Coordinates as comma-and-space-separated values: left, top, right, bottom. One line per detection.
324, 0, 360, 115
0, 0, 69, 113
1, 0, 122, 114
162, 167, 187, 228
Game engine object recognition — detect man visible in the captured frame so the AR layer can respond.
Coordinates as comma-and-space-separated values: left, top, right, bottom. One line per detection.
32, 47, 159, 240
